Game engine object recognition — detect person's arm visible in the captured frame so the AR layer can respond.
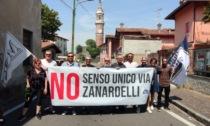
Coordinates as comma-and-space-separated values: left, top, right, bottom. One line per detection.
157, 67, 161, 75
43, 77, 48, 94
26, 76, 30, 88
26, 71, 31, 88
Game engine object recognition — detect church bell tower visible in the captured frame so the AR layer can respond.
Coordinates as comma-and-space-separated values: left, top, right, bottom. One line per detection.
95, 1, 104, 46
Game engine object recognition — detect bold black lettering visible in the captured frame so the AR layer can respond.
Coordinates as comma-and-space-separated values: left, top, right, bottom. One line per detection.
88, 74, 93, 84
102, 87, 108, 97
118, 74, 123, 83
108, 86, 114, 97
113, 74, 117, 83
131, 74, 136, 83
83, 86, 88, 97
95, 86, 101, 97
126, 74, 131, 83
115, 86, 120, 97
83, 74, 88, 83
105, 74, 110, 83
127, 86, 131, 97
146, 74, 151, 83
89, 86, 94, 97
121, 86, 126, 97
138, 74, 145, 83
99, 74, 104, 83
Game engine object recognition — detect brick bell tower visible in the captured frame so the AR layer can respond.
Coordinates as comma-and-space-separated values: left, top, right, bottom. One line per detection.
95, 1, 104, 47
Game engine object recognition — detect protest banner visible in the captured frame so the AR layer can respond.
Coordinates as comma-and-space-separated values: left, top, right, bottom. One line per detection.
48, 67, 154, 106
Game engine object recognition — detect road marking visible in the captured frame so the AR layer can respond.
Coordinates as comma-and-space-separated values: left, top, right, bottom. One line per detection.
165, 110, 196, 126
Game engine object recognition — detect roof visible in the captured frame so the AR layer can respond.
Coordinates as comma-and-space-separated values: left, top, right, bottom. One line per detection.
41, 41, 61, 53
162, 45, 177, 50
55, 35, 69, 41
116, 28, 175, 36
165, 0, 207, 20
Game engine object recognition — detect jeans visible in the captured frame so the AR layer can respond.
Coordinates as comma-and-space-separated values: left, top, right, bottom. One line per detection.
157, 85, 170, 108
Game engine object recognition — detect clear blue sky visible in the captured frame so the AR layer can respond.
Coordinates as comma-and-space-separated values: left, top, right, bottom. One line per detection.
41, 0, 179, 52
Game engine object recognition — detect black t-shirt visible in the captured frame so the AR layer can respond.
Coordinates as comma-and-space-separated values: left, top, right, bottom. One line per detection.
27, 68, 46, 89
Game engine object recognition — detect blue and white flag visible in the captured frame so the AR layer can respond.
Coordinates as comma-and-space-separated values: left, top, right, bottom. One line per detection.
168, 36, 190, 85
1, 32, 32, 86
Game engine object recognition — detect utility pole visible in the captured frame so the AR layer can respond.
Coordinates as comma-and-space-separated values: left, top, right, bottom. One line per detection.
71, 0, 93, 53
71, 0, 76, 53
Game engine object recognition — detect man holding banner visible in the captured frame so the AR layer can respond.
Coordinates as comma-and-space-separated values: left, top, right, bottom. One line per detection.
157, 58, 173, 111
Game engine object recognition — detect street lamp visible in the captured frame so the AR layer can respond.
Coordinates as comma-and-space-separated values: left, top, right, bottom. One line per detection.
71, 0, 94, 53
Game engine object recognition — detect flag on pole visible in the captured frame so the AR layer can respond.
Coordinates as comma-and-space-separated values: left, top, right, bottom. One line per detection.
168, 36, 190, 85
1, 32, 32, 85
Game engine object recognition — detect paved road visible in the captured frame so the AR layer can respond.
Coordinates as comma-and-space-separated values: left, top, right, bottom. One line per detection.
2, 100, 204, 126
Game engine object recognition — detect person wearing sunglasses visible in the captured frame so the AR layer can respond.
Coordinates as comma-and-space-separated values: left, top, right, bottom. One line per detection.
17, 58, 47, 121
61, 52, 79, 116
102, 57, 111, 68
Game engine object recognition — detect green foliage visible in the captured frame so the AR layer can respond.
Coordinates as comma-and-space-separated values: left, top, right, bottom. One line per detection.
79, 53, 85, 62
85, 39, 100, 58
202, 5, 210, 23
41, 4, 62, 40
86, 39, 96, 48
76, 44, 83, 54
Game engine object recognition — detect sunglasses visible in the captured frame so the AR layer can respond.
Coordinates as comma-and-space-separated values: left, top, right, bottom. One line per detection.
68, 56, 74, 57
105, 60, 110, 62
36, 63, 41, 65
45, 54, 52, 56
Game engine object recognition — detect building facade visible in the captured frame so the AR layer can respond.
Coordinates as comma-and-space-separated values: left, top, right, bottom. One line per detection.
0, 0, 41, 112
165, 0, 210, 75
54, 35, 68, 57
100, 25, 175, 64
0, 0, 41, 86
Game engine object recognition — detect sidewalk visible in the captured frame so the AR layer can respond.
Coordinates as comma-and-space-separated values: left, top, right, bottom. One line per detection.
169, 87, 210, 126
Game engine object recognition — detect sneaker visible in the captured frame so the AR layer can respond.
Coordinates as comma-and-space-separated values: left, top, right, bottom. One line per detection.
62, 110, 68, 115
147, 107, 152, 113
17, 114, 26, 122
150, 105, 154, 110
164, 107, 171, 111
136, 106, 140, 113
35, 114, 41, 120
161, 107, 164, 110
49, 107, 56, 114
72, 110, 76, 116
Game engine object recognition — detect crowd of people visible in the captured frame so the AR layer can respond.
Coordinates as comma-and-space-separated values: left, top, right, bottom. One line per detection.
17, 50, 173, 122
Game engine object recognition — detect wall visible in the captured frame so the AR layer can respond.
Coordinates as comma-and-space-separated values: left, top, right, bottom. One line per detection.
122, 39, 162, 63
184, 75, 210, 95
55, 36, 67, 57
0, 0, 41, 86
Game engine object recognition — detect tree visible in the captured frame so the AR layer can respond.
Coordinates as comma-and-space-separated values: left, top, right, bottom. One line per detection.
42, 4, 62, 40
202, 3, 210, 23
76, 44, 83, 54
85, 39, 100, 58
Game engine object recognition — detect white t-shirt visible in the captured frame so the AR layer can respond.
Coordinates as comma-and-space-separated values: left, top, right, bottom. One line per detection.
41, 59, 57, 70
124, 61, 138, 68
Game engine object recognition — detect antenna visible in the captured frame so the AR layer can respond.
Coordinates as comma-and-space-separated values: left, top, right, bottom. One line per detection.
155, 8, 162, 24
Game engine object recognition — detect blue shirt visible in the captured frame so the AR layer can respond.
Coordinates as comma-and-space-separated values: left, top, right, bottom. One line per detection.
61, 61, 79, 67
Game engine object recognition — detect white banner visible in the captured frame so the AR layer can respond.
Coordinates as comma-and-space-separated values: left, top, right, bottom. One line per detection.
1, 32, 32, 85
48, 67, 154, 106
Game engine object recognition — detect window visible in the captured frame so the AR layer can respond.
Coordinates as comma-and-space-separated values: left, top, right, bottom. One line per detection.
23, 29, 33, 65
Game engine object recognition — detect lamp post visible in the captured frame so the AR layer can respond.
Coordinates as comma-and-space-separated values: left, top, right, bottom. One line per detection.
71, 0, 94, 53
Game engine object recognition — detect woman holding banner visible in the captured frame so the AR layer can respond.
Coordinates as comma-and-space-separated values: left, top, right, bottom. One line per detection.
148, 58, 159, 113
17, 58, 47, 121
